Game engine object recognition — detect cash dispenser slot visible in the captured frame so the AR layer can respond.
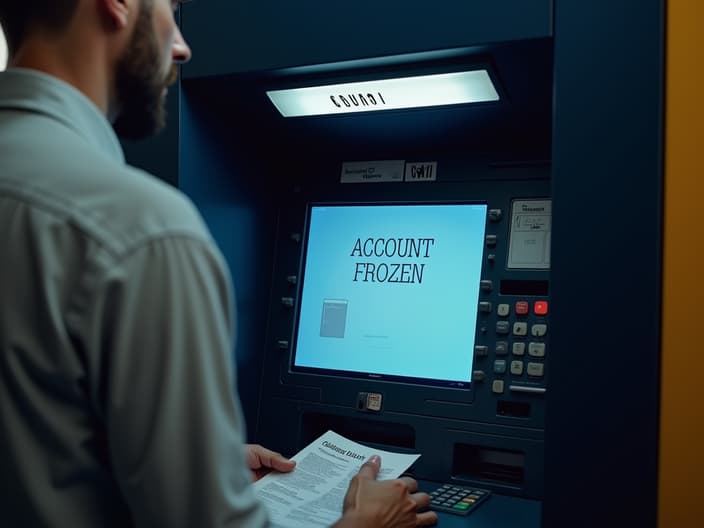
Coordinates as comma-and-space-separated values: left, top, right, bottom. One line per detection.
453, 443, 526, 485
301, 412, 416, 450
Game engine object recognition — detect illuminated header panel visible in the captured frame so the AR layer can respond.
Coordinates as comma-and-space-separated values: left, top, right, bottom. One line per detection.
267, 70, 499, 117
291, 203, 488, 389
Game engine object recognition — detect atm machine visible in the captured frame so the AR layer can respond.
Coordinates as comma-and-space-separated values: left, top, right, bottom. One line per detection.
128, 1, 664, 527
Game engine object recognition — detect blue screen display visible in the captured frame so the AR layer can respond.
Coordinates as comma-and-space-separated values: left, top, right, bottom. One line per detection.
292, 203, 487, 387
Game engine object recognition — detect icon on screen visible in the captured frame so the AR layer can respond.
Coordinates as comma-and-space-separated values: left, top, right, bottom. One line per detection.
320, 299, 348, 338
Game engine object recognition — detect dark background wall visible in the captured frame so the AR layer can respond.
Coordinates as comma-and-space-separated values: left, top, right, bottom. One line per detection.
181, 0, 551, 77
121, 88, 180, 187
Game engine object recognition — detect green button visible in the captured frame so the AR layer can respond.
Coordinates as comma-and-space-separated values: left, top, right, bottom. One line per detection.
453, 503, 470, 510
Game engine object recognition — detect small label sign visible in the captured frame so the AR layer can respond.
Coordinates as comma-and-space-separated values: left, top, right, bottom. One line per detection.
340, 160, 405, 183
366, 393, 382, 412
507, 199, 552, 270
405, 161, 437, 182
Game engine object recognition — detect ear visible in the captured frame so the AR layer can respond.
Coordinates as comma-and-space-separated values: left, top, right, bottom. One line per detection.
101, 0, 131, 29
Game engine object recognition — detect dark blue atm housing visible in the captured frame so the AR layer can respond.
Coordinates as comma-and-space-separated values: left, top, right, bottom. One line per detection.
138, 1, 666, 527
258, 179, 551, 502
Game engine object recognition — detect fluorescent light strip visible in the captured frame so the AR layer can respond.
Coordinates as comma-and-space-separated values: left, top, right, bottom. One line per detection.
266, 70, 499, 117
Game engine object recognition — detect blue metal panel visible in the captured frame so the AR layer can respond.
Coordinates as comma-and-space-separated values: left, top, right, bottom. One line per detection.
178, 86, 280, 440
181, 0, 552, 78
544, 1, 665, 527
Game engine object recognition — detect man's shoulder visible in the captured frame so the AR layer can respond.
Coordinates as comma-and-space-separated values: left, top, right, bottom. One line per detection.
0, 131, 212, 258
93, 160, 212, 252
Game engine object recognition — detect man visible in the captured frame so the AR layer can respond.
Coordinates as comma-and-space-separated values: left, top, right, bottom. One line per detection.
0, 1, 437, 526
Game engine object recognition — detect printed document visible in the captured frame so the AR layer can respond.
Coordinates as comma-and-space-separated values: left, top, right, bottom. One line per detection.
253, 430, 421, 527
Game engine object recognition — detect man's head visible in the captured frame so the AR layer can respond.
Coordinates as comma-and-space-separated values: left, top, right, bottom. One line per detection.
112, 0, 190, 138
0, 1, 79, 57
0, 0, 191, 139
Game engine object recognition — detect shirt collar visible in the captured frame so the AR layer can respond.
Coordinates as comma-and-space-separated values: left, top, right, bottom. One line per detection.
0, 67, 125, 163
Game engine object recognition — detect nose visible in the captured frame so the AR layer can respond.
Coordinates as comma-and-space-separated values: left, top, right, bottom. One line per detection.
172, 26, 191, 64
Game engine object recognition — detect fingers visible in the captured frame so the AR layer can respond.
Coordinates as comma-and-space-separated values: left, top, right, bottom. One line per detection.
411, 492, 436, 526
399, 475, 419, 493
416, 510, 438, 526
355, 454, 381, 480
410, 491, 431, 510
341, 473, 360, 512
245, 444, 296, 473
343, 455, 382, 513
264, 451, 296, 473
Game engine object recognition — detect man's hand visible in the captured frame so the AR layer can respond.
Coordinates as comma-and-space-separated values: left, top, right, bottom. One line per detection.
334, 455, 437, 527
244, 444, 296, 482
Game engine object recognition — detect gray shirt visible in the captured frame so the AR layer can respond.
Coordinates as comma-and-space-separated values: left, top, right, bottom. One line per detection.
0, 68, 268, 527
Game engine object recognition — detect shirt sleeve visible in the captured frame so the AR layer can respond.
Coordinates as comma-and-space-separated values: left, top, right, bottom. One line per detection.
74, 235, 269, 528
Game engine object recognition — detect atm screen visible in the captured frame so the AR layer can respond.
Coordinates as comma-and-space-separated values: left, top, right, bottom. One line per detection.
292, 202, 488, 388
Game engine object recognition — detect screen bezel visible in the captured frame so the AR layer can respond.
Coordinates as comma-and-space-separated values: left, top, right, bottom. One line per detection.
289, 200, 488, 390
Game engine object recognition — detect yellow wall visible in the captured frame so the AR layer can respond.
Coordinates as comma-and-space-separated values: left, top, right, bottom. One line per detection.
659, 0, 704, 525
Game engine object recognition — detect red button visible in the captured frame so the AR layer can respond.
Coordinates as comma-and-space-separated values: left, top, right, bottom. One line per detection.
515, 301, 529, 315
534, 301, 549, 316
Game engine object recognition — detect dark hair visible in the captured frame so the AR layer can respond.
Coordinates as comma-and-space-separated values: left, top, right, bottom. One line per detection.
0, 0, 79, 54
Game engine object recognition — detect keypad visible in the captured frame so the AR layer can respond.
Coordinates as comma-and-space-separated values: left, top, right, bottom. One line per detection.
515, 301, 529, 315
512, 342, 526, 356
531, 324, 547, 337
429, 484, 492, 516
475, 295, 548, 391
527, 362, 545, 377
513, 322, 528, 336
528, 343, 545, 357
494, 360, 507, 374
510, 360, 524, 375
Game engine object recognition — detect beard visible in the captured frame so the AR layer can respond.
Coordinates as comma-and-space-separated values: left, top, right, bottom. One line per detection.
112, 4, 176, 140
